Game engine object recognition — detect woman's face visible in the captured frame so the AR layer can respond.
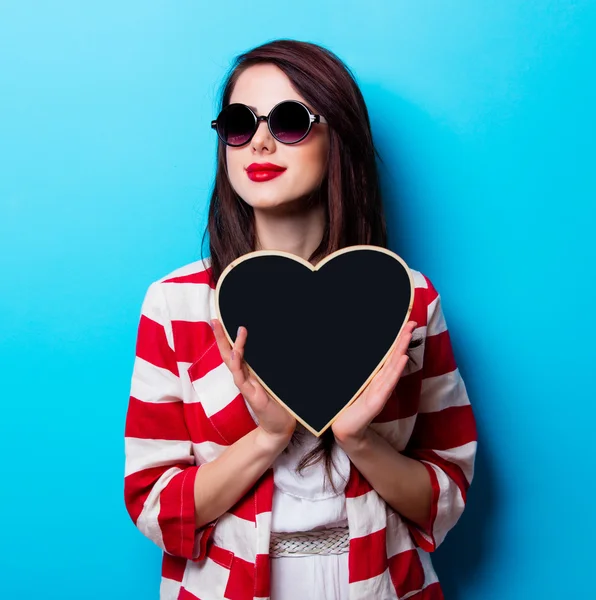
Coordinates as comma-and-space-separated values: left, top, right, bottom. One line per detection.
225, 64, 330, 213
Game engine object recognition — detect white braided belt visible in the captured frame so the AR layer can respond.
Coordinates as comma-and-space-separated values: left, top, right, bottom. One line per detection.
269, 526, 350, 557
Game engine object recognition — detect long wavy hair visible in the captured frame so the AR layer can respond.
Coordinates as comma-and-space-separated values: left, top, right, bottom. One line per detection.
201, 39, 389, 485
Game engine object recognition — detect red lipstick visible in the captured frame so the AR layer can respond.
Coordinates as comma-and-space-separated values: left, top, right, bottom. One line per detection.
246, 162, 286, 182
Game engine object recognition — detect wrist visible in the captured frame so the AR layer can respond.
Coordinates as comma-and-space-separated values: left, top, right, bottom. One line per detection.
334, 426, 374, 455
254, 426, 292, 456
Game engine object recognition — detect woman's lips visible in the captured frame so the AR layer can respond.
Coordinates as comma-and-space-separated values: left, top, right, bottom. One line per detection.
247, 170, 285, 182
246, 163, 286, 182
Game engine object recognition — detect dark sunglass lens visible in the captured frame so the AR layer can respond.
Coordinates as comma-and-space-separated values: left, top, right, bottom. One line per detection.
270, 102, 311, 143
218, 104, 255, 146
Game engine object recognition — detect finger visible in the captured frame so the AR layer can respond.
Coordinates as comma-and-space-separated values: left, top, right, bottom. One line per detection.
211, 319, 246, 382
387, 323, 416, 369
230, 327, 266, 406
235, 326, 256, 383
230, 325, 246, 363
386, 322, 415, 369
229, 326, 251, 384
374, 322, 417, 389
211, 323, 266, 414
211, 318, 232, 362
357, 322, 418, 413
370, 356, 409, 406
388, 353, 410, 382
396, 321, 417, 354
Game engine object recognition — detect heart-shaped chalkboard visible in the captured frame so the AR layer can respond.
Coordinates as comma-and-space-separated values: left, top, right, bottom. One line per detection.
215, 245, 414, 436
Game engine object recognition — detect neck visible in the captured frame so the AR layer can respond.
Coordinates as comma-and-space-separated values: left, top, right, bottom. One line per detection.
253, 201, 326, 266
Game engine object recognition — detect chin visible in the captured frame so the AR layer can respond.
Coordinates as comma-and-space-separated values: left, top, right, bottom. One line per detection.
245, 193, 300, 209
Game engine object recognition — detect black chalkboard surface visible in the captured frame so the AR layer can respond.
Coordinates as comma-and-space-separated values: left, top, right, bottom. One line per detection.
215, 245, 414, 436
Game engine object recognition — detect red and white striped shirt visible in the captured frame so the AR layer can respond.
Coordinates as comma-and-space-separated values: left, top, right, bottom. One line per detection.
124, 257, 477, 600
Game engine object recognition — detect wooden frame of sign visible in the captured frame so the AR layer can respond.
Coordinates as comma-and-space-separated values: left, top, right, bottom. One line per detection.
215, 245, 415, 437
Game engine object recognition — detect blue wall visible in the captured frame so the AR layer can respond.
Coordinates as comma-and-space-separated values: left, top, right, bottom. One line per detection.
1, 1, 594, 598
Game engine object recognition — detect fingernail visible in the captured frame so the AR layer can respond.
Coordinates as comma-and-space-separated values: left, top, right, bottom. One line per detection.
237, 326, 241, 337
209, 319, 215, 330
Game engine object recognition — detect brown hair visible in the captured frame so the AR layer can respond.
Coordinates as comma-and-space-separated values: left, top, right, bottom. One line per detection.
201, 39, 389, 486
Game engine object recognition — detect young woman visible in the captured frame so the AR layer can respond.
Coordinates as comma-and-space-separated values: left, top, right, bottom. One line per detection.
124, 39, 477, 600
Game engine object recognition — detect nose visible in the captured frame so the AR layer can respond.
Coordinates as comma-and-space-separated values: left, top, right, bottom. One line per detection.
251, 118, 275, 153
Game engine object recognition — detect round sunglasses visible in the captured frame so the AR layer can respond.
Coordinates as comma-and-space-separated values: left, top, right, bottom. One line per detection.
211, 100, 328, 147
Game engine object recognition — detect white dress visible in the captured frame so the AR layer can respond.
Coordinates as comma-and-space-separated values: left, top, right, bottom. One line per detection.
270, 424, 351, 600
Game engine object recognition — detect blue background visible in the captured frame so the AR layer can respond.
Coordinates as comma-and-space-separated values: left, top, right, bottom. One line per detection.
1, 1, 594, 598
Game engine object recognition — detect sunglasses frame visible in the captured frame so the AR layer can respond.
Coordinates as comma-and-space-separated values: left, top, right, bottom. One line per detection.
211, 99, 328, 147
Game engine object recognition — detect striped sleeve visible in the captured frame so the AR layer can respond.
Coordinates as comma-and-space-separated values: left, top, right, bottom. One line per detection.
124, 282, 214, 561
403, 276, 477, 552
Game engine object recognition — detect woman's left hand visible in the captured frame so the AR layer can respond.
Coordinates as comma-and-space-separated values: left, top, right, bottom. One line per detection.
331, 320, 417, 445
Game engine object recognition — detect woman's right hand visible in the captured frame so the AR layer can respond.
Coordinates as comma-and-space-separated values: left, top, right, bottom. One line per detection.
210, 319, 296, 447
